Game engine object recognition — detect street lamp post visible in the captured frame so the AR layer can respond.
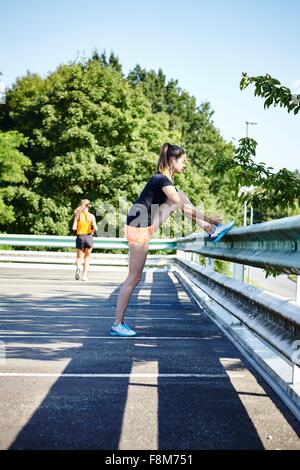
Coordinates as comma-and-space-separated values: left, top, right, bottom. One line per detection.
246, 120, 258, 138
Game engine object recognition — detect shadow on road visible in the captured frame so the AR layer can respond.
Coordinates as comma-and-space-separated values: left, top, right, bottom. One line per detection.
0, 269, 299, 449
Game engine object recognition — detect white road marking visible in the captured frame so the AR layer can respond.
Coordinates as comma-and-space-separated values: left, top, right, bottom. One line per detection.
0, 301, 177, 306
0, 315, 192, 320
118, 361, 158, 449
0, 372, 244, 378
0, 335, 218, 340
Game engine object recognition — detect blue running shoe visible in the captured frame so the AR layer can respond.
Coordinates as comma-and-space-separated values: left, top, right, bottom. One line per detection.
110, 322, 136, 337
209, 221, 235, 243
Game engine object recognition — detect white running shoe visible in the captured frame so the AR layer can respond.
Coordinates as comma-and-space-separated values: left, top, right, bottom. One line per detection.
82, 274, 88, 281
75, 267, 81, 280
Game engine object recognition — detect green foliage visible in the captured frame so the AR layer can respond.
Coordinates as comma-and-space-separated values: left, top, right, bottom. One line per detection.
214, 259, 232, 277
206, 73, 300, 221
0, 130, 31, 225
2, 61, 299, 239
1, 57, 173, 234
207, 136, 300, 213
240, 73, 300, 114
264, 267, 287, 278
0, 131, 30, 182
0, 53, 241, 235
128, 65, 239, 224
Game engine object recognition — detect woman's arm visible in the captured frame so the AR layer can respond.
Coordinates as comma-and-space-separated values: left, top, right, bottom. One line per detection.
177, 190, 222, 225
162, 186, 218, 234
72, 215, 78, 231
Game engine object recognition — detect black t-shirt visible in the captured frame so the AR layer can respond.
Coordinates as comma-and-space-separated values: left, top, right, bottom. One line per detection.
126, 172, 178, 227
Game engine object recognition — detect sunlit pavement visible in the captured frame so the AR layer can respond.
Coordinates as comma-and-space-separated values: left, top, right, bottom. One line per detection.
0, 266, 299, 450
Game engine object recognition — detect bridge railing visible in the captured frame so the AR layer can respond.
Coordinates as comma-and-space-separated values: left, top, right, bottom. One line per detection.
0, 234, 176, 251
174, 215, 300, 392
0, 234, 176, 268
176, 214, 300, 275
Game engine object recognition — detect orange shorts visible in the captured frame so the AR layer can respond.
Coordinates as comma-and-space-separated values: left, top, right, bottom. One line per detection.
124, 224, 154, 245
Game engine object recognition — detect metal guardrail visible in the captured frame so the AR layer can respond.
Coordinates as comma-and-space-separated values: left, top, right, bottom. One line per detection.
174, 256, 300, 421
176, 215, 300, 274
2, 215, 300, 271
174, 256, 300, 366
174, 215, 300, 406
0, 234, 176, 251
0, 250, 174, 267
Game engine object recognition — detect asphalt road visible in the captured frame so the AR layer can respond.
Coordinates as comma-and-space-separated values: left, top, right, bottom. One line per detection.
0, 265, 299, 450
248, 267, 297, 300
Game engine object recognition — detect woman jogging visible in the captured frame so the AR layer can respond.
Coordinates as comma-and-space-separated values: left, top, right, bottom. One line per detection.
111, 143, 234, 337
72, 199, 97, 281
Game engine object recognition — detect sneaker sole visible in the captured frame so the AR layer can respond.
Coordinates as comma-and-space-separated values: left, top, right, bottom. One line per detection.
110, 330, 136, 337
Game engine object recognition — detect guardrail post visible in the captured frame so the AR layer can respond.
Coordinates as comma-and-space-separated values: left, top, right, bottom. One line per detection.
233, 263, 245, 282
206, 257, 215, 270
191, 253, 199, 264
293, 364, 300, 385
176, 250, 190, 262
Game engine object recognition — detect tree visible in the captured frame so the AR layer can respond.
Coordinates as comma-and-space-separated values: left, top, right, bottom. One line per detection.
0, 53, 241, 236
0, 130, 31, 225
207, 73, 300, 220
127, 66, 239, 221
1, 57, 175, 234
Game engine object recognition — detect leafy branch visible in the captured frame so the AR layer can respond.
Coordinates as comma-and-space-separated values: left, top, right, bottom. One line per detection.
207, 137, 300, 211
240, 72, 300, 114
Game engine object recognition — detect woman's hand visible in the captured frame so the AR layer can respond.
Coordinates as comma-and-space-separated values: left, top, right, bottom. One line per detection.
203, 222, 215, 234
208, 215, 222, 225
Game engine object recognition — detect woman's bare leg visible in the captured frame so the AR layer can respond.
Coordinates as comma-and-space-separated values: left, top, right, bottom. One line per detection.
83, 248, 92, 277
114, 243, 149, 325
76, 249, 84, 268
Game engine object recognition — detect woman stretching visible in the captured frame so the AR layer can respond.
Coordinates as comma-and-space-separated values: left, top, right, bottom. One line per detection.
111, 143, 230, 337
72, 199, 97, 281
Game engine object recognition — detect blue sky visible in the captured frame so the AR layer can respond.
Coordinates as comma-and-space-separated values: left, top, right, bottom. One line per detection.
1, 0, 299, 170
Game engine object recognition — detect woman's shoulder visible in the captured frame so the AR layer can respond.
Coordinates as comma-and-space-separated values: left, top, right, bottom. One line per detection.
152, 172, 173, 183
78, 210, 94, 220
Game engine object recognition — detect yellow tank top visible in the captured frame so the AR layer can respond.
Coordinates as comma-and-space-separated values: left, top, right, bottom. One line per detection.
77, 211, 93, 235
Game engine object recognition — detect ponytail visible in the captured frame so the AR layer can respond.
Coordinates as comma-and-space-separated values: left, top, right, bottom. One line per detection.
74, 199, 91, 217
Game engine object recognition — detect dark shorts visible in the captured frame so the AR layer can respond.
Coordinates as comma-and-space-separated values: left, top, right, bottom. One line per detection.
76, 234, 94, 250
